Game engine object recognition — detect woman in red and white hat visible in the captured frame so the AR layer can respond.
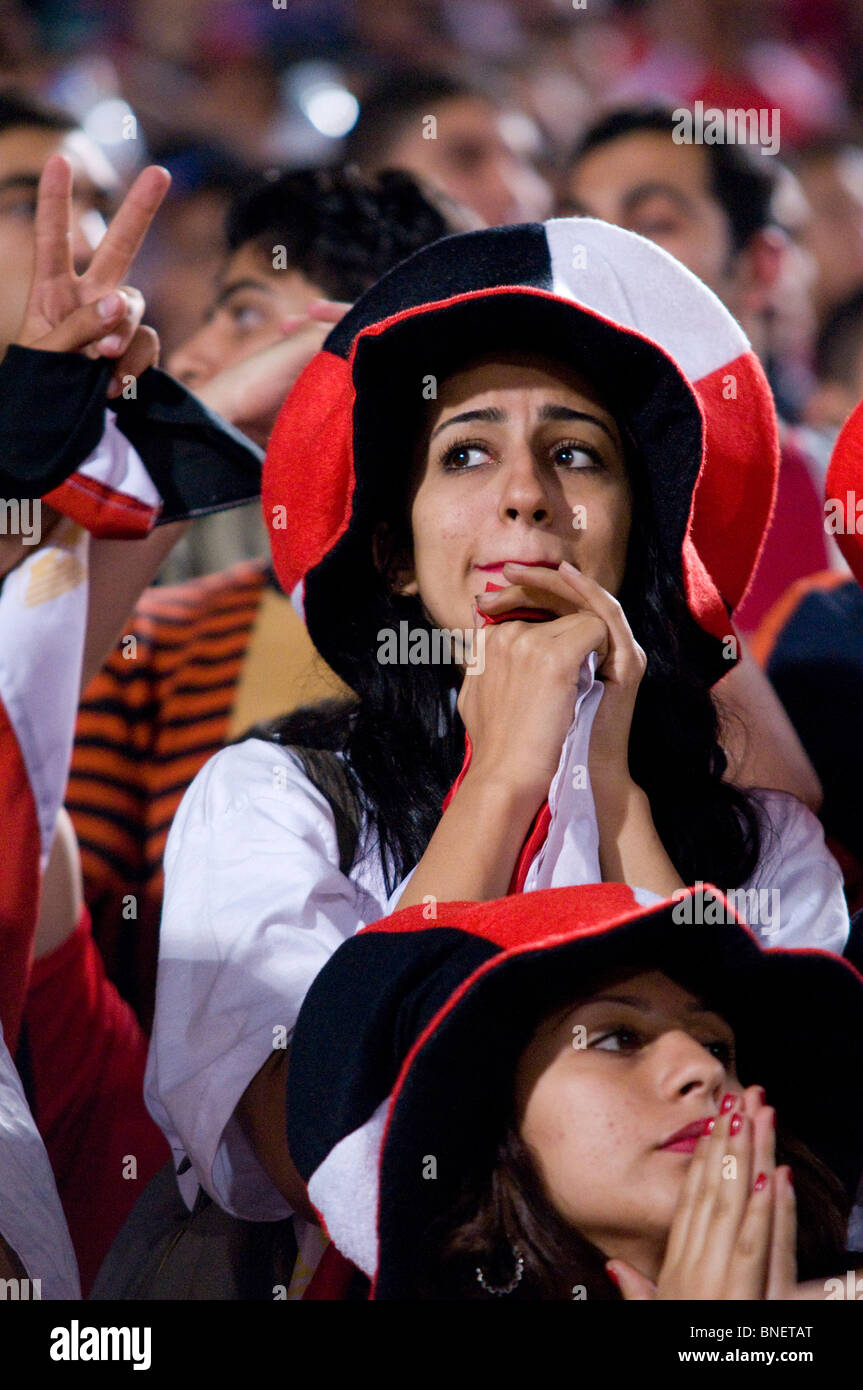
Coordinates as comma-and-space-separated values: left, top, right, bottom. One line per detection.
287, 883, 863, 1301
145, 218, 850, 1261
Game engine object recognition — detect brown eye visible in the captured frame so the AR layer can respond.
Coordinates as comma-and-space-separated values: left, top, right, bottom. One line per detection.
441, 441, 489, 470
553, 441, 602, 469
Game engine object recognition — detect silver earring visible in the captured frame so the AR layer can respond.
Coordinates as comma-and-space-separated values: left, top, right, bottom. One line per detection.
475, 1250, 524, 1297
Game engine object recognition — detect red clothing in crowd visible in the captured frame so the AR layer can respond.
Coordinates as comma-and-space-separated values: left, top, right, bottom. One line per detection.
733, 438, 831, 635
23, 904, 170, 1294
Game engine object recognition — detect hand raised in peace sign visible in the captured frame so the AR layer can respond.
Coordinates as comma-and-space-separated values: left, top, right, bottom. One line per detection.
14, 153, 171, 396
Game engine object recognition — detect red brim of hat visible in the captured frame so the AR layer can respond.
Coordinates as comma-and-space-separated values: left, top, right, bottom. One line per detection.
826, 399, 863, 588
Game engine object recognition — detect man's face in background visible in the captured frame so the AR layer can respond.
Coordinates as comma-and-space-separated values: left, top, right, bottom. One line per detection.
166, 241, 326, 388
0, 124, 118, 350
796, 148, 863, 322
564, 130, 739, 305
379, 94, 552, 228
563, 126, 813, 368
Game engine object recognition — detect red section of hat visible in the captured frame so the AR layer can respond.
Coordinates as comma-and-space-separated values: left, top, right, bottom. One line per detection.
363, 880, 682, 954
691, 352, 779, 612
825, 397, 863, 589
263, 350, 355, 596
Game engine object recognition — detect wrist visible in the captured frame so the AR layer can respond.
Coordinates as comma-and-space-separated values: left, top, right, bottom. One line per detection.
459, 759, 547, 823
590, 763, 642, 806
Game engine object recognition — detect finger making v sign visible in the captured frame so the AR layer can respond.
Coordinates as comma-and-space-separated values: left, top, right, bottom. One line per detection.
14, 153, 170, 396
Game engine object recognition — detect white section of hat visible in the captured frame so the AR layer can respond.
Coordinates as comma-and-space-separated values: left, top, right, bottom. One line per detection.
307, 1095, 388, 1279
544, 217, 747, 385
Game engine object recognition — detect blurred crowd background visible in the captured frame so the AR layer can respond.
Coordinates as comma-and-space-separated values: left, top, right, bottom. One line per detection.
4, 0, 863, 580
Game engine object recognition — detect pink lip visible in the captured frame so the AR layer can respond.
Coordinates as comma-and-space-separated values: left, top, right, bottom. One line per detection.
659, 1117, 715, 1153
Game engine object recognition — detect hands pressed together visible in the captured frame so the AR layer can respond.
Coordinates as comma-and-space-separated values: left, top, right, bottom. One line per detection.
608, 1085, 857, 1301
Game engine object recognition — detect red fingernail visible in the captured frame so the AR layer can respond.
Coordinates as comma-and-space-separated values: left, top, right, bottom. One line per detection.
771, 1110, 777, 1130
756, 1087, 766, 1104
721, 1093, 736, 1114
605, 1264, 620, 1288
705, 1118, 716, 1134
730, 1113, 743, 1135
754, 1171, 768, 1191
786, 1169, 794, 1189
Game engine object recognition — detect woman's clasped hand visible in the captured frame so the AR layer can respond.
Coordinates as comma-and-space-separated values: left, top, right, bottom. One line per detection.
608, 1085, 853, 1301
468, 559, 646, 796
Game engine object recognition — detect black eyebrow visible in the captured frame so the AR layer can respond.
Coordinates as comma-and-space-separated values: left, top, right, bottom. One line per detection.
589, 992, 723, 1017
536, 404, 618, 445
621, 182, 696, 219
212, 277, 274, 310
430, 404, 618, 445
429, 406, 505, 440
0, 174, 40, 196
0, 172, 117, 217
547, 992, 732, 1036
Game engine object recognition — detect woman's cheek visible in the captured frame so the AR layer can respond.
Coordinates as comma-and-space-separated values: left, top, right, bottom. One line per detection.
412, 515, 477, 628
578, 513, 631, 597
521, 1072, 600, 1194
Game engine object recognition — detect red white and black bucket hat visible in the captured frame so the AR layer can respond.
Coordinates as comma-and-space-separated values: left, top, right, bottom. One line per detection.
825, 398, 863, 588
263, 217, 779, 684
287, 882, 863, 1300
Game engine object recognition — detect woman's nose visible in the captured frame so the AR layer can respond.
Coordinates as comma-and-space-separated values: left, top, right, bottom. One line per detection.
498, 447, 553, 524
654, 1030, 728, 1101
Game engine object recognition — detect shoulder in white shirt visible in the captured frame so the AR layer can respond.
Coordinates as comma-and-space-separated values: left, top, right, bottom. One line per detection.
145, 737, 391, 1220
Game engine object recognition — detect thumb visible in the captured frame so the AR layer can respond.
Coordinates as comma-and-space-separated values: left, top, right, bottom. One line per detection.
26, 291, 128, 354
606, 1259, 657, 1301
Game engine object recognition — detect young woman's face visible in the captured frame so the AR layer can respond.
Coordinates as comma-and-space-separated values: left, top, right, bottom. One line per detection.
400, 356, 633, 633
514, 969, 742, 1274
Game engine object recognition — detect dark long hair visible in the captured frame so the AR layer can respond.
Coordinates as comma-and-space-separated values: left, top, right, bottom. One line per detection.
254, 393, 762, 898
417, 1121, 850, 1300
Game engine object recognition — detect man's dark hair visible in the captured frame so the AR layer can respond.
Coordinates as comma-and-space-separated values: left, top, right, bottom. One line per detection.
815, 286, 863, 386
343, 70, 497, 169
570, 103, 779, 253
0, 88, 76, 137
225, 165, 462, 302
